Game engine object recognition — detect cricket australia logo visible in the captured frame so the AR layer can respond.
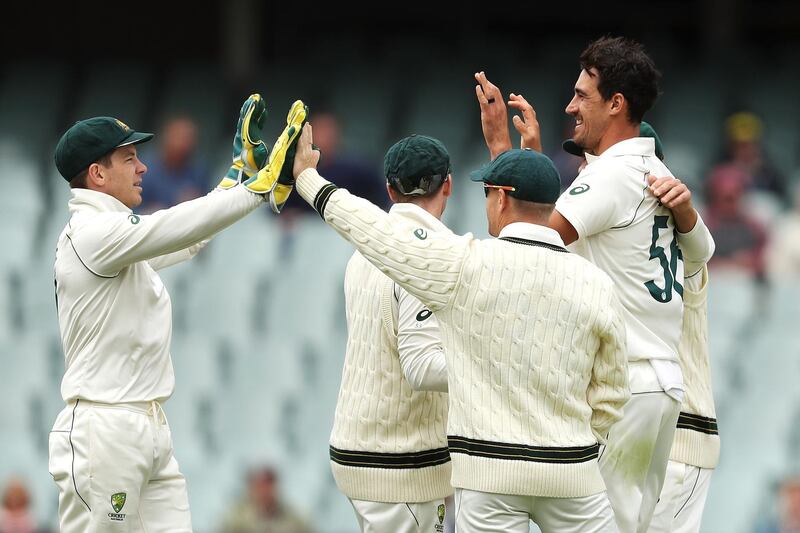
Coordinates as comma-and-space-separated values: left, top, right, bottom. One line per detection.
109, 492, 127, 521
435, 503, 445, 531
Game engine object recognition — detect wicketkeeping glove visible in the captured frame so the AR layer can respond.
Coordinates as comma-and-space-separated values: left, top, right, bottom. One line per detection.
242, 100, 307, 209
217, 94, 268, 190
268, 103, 310, 213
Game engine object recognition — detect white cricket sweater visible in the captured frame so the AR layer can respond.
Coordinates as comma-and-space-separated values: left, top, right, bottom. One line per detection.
329, 204, 452, 503
298, 169, 630, 498
670, 265, 720, 469
55, 186, 262, 404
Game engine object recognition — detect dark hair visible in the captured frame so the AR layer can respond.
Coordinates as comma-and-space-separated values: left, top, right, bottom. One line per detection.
579, 36, 661, 123
69, 153, 113, 189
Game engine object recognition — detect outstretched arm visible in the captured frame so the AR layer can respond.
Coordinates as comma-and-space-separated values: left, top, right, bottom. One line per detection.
292, 125, 469, 312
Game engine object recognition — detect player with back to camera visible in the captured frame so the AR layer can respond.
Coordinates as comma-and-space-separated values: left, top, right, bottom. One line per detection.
289, 123, 630, 533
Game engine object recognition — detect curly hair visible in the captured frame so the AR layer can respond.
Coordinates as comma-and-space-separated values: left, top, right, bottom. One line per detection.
579, 36, 661, 124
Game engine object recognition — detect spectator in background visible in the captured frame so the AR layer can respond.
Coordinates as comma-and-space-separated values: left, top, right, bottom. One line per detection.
704, 164, 768, 279
280, 112, 386, 218
755, 476, 800, 533
709, 111, 788, 204
219, 467, 312, 533
138, 116, 211, 213
768, 182, 800, 278
0, 478, 46, 533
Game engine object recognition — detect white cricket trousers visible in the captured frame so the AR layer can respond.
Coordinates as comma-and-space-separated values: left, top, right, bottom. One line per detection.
647, 461, 713, 533
454, 488, 618, 533
350, 497, 449, 532
599, 390, 680, 533
48, 399, 192, 533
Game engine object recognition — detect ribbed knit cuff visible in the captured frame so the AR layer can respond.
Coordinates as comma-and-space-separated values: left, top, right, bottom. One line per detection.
450, 454, 606, 498
296, 168, 336, 215
331, 461, 453, 503
670, 427, 720, 469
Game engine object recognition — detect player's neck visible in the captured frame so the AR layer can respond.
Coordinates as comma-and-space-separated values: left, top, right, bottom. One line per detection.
592, 121, 640, 156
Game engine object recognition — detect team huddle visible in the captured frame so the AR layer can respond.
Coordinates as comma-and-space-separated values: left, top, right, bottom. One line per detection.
48, 36, 719, 533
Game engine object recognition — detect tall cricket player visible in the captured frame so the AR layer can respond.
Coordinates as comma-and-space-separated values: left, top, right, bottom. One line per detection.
474, 36, 715, 533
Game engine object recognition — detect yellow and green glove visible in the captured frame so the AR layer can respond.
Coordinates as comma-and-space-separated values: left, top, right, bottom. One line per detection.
241, 100, 308, 212
217, 93, 268, 190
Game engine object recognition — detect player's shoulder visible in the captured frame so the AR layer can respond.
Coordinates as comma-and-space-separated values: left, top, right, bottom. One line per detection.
565, 251, 617, 290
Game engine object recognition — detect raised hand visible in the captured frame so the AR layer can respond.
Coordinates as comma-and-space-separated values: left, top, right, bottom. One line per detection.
218, 94, 268, 190
475, 71, 512, 160
508, 93, 542, 153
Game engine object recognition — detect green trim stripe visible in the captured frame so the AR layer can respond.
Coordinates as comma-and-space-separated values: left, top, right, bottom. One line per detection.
448, 435, 599, 464
329, 445, 450, 469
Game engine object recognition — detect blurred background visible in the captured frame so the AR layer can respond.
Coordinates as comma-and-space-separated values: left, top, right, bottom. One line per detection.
1, 0, 800, 531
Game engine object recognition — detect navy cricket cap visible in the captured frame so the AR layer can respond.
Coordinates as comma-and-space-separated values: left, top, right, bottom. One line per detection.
55, 117, 154, 181
470, 149, 561, 203
384, 134, 450, 196
562, 121, 665, 160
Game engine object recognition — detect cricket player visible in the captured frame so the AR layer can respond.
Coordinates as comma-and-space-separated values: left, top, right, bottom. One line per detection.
566, 126, 719, 533
647, 176, 719, 533
292, 125, 630, 533
474, 36, 715, 533
47, 95, 306, 532
330, 134, 452, 532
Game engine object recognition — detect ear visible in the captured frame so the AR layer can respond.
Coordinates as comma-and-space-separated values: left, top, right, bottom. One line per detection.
497, 189, 511, 213
609, 93, 626, 117
86, 162, 105, 188
386, 182, 400, 203
441, 175, 452, 198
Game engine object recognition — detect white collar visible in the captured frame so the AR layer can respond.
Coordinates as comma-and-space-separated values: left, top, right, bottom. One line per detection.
585, 137, 655, 164
498, 222, 565, 247
389, 202, 451, 233
69, 188, 132, 215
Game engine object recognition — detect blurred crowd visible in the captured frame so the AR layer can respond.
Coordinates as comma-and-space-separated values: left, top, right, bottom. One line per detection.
6, 100, 797, 533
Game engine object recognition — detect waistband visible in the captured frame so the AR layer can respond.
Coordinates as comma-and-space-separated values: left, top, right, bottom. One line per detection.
68, 399, 167, 424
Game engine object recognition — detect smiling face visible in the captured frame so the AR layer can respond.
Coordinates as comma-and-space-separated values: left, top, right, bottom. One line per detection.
565, 68, 614, 155
94, 145, 148, 208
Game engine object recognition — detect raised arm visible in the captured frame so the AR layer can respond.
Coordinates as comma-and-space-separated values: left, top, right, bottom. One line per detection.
292, 124, 469, 312
71, 186, 263, 276
475, 71, 513, 160
72, 96, 309, 277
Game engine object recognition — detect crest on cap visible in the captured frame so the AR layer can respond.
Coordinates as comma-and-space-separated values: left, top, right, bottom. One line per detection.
115, 119, 131, 132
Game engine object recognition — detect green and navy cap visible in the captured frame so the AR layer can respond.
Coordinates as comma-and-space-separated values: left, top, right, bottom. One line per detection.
470, 148, 561, 203
562, 120, 664, 160
55, 116, 154, 181
384, 134, 450, 196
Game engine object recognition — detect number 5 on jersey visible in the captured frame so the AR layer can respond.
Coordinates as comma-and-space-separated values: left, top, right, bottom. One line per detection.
645, 215, 683, 303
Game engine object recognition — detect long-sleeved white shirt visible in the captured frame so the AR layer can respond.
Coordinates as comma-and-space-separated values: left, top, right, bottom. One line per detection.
391, 204, 448, 393
55, 186, 262, 403
299, 169, 629, 498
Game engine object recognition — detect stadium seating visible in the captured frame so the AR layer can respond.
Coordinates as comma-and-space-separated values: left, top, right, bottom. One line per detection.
0, 45, 797, 531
